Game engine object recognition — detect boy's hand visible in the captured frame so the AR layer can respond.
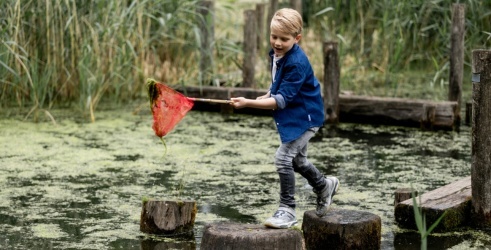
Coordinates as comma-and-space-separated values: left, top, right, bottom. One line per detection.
230, 97, 248, 109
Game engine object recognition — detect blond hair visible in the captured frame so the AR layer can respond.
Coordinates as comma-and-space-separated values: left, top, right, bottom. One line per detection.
270, 8, 303, 37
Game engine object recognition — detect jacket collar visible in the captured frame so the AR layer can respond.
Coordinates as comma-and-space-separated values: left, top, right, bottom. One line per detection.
269, 43, 299, 67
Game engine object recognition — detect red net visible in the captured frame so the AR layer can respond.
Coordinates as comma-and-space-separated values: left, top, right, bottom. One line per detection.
147, 80, 194, 137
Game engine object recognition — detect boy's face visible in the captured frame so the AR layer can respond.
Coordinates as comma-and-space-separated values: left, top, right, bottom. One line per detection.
270, 29, 301, 57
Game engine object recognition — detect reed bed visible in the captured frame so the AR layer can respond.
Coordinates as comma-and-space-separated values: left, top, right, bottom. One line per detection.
1, 0, 490, 120
303, 0, 491, 99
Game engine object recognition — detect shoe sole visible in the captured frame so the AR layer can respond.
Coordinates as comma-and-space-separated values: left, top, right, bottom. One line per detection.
264, 220, 298, 229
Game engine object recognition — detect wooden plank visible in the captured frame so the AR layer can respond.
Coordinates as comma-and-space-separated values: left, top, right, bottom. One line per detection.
174, 86, 459, 130
394, 176, 472, 232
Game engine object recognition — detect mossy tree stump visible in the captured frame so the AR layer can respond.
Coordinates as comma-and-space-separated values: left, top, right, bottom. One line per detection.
200, 222, 305, 250
140, 199, 197, 236
302, 209, 381, 250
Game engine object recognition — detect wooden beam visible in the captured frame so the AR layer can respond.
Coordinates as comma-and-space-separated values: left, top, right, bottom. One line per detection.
394, 176, 472, 232
174, 86, 459, 130
339, 95, 459, 130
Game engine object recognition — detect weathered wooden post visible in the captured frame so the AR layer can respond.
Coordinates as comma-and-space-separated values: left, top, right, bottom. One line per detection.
471, 49, 491, 228
290, 0, 302, 14
267, 0, 279, 37
197, 1, 215, 86
243, 9, 257, 88
394, 188, 417, 207
140, 199, 197, 236
255, 3, 266, 52
323, 42, 340, 124
449, 3, 465, 122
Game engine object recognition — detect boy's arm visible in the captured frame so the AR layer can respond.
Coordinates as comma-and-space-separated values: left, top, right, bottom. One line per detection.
256, 91, 271, 100
230, 97, 277, 110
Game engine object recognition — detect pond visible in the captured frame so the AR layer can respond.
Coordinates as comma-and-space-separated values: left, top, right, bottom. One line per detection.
0, 105, 490, 250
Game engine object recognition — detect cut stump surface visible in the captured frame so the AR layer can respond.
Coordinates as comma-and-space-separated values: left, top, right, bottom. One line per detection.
302, 209, 381, 250
200, 222, 304, 250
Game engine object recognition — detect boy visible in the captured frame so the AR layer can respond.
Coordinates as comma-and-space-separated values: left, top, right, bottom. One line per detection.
230, 8, 339, 229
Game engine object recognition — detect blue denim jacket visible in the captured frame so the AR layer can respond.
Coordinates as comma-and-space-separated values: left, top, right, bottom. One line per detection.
269, 44, 325, 143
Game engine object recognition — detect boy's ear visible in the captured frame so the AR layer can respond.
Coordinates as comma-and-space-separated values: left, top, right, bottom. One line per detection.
295, 34, 302, 43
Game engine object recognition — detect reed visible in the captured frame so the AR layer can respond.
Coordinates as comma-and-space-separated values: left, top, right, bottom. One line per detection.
304, 0, 490, 100
0, 0, 240, 121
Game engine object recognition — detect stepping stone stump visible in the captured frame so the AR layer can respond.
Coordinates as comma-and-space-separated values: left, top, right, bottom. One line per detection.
200, 222, 304, 250
302, 209, 381, 250
140, 199, 197, 236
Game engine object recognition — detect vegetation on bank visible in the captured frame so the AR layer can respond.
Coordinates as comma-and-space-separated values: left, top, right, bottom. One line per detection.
1, 0, 490, 120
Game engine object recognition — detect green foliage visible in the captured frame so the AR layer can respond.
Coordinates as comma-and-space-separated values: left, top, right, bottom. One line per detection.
411, 187, 447, 250
1, 0, 489, 118
304, 0, 490, 70
304, 0, 490, 99
0, 0, 238, 119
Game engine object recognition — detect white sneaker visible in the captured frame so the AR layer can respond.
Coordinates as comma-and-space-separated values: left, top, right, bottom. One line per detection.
264, 206, 297, 229
315, 176, 340, 217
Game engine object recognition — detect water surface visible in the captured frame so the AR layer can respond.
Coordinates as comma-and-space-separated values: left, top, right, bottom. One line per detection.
0, 106, 489, 249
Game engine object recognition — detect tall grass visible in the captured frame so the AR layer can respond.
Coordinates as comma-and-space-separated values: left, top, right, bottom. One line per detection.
304, 0, 491, 99
0, 0, 240, 121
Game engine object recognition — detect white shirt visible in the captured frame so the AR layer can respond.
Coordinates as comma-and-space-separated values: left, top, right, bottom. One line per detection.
272, 54, 283, 82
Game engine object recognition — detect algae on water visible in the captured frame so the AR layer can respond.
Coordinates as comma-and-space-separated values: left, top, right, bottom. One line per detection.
0, 108, 487, 249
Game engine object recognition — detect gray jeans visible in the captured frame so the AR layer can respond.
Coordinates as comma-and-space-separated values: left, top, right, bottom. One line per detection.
274, 127, 326, 209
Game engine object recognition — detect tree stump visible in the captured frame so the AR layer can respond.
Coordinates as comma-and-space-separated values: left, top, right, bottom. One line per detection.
200, 222, 305, 250
140, 199, 197, 236
302, 209, 381, 250
394, 188, 418, 207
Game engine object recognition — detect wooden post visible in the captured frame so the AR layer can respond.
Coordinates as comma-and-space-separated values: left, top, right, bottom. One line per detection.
394, 188, 417, 207
449, 4, 465, 120
267, 0, 279, 37
255, 3, 266, 52
140, 199, 197, 236
290, 0, 302, 14
243, 10, 257, 88
197, 1, 215, 86
323, 42, 340, 124
471, 49, 491, 228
